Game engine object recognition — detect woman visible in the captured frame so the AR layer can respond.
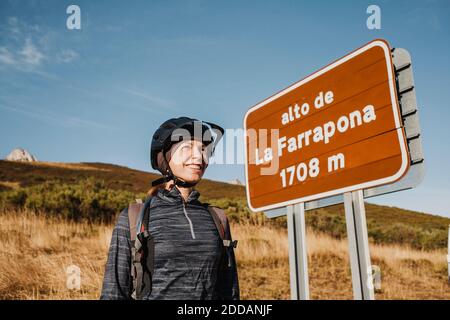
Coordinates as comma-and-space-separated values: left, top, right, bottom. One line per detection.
100, 117, 239, 300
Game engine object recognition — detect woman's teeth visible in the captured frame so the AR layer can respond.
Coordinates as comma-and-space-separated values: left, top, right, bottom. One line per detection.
188, 164, 202, 170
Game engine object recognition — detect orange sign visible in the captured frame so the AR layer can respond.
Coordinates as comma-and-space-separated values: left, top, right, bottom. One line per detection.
244, 39, 410, 212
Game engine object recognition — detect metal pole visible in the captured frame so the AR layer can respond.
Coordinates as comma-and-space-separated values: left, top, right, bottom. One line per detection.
287, 205, 298, 299
287, 203, 310, 300
344, 190, 375, 300
447, 225, 450, 284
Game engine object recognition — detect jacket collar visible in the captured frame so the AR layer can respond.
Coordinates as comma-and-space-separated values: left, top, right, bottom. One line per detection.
155, 185, 201, 204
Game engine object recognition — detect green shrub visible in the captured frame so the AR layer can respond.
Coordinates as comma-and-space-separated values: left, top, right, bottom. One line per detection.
0, 178, 144, 222
0, 178, 448, 250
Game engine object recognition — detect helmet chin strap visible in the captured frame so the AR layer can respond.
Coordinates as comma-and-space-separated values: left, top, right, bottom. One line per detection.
150, 169, 198, 188
171, 173, 198, 188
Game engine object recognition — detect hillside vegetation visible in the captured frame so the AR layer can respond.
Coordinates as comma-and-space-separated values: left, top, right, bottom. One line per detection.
0, 160, 245, 199
1, 160, 449, 250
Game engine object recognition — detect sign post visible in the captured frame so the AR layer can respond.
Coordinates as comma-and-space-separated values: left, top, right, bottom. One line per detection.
243, 39, 422, 300
344, 190, 374, 300
287, 203, 309, 300
448, 225, 450, 284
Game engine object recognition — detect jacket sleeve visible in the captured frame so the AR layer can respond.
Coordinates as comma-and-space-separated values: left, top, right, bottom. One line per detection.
100, 208, 133, 300
217, 220, 240, 300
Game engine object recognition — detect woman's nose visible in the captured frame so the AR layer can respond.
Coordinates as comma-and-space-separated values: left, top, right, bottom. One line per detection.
190, 146, 204, 161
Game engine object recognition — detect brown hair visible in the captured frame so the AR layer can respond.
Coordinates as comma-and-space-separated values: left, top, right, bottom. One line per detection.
147, 182, 166, 197
146, 180, 176, 197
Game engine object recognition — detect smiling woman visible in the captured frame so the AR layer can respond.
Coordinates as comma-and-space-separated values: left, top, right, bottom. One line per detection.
100, 117, 240, 300
163, 139, 209, 193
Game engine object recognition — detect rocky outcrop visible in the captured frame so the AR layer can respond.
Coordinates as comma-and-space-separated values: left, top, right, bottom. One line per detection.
5, 148, 37, 162
229, 178, 244, 186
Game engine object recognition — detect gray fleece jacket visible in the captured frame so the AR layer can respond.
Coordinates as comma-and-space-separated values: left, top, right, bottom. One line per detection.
100, 186, 239, 300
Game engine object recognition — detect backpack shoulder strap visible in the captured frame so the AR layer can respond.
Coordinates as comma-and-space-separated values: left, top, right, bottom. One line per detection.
128, 198, 153, 300
128, 200, 144, 242
207, 206, 237, 248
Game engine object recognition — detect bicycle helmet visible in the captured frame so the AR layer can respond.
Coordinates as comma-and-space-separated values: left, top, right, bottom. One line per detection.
150, 116, 224, 187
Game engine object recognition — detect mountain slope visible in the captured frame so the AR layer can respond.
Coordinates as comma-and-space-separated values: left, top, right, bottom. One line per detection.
1, 160, 449, 249
0, 160, 245, 199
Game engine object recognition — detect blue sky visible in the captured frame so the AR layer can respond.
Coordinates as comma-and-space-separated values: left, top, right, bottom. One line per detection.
1, 0, 449, 217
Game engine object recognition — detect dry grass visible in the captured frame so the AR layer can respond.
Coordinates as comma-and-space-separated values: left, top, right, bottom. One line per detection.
234, 222, 450, 300
0, 181, 20, 190
20, 161, 111, 172
0, 209, 110, 299
0, 209, 448, 300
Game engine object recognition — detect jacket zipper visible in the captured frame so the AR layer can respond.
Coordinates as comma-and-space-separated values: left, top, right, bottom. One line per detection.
182, 201, 196, 240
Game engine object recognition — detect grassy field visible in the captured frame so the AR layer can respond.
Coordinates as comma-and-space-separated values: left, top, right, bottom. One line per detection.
0, 209, 448, 300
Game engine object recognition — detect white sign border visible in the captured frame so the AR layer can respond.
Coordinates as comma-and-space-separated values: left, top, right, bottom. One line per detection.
243, 39, 410, 212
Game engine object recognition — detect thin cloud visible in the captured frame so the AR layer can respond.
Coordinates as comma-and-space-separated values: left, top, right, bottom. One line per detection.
0, 17, 78, 72
121, 88, 177, 111
63, 117, 112, 130
20, 38, 45, 66
0, 103, 61, 125
60, 84, 170, 116
7, 16, 20, 36
0, 100, 114, 131
57, 49, 79, 63
0, 47, 15, 65
0, 38, 47, 70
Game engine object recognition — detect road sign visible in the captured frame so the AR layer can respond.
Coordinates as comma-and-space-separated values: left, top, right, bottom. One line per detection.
244, 39, 410, 213
264, 47, 424, 218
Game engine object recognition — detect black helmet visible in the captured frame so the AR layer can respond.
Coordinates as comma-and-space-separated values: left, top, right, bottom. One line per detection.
150, 116, 224, 187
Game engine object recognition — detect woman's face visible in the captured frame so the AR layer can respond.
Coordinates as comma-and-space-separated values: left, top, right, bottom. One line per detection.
167, 139, 208, 184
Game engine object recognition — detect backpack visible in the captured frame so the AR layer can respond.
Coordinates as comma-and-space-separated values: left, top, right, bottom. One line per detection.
127, 197, 238, 300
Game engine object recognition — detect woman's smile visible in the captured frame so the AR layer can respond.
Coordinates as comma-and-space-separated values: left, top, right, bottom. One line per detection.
185, 163, 204, 173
